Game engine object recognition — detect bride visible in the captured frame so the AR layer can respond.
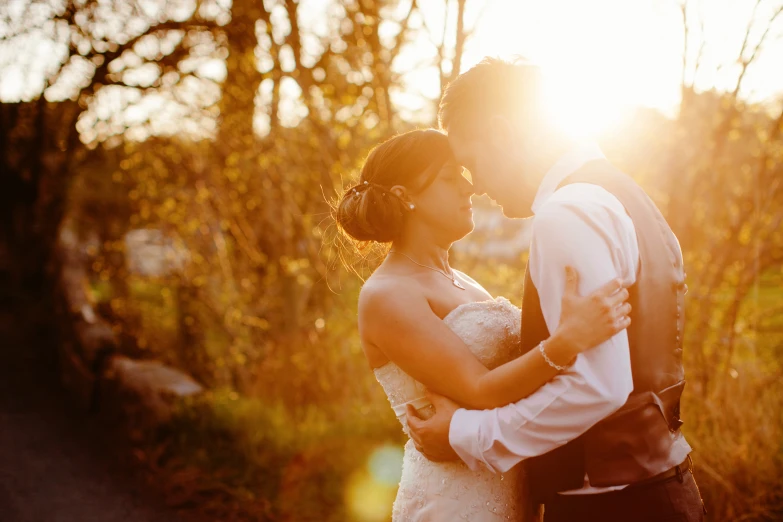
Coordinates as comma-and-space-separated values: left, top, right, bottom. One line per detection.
335, 129, 631, 522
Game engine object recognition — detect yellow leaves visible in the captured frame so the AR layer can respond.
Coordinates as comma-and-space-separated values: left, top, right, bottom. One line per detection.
737, 225, 753, 246
103, 240, 123, 252
196, 185, 211, 203
257, 155, 271, 169
280, 256, 310, 275
337, 131, 351, 150
140, 201, 151, 220
110, 298, 125, 314
240, 315, 270, 330
289, 351, 309, 371
227, 152, 241, 166
226, 167, 240, 182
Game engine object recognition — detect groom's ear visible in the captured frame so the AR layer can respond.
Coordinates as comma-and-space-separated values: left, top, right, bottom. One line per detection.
486, 115, 516, 150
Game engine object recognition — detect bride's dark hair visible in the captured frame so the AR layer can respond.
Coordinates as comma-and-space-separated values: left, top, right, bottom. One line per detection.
336, 129, 452, 244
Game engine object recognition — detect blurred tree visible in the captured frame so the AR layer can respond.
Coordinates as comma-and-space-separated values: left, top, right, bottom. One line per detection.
1, 0, 481, 399
666, 0, 783, 393
0, 0, 224, 321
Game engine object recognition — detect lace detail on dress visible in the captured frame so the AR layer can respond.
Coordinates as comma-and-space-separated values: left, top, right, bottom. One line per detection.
373, 297, 531, 522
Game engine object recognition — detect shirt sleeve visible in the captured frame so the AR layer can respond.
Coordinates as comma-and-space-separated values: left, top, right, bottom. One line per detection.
448, 184, 639, 473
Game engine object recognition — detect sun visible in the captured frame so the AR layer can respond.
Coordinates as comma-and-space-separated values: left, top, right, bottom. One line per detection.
458, 0, 681, 137
540, 66, 633, 139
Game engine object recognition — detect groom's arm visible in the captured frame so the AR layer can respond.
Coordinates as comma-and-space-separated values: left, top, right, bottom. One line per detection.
449, 185, 639, 474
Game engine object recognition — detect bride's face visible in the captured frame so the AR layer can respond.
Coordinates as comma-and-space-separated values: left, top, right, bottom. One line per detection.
409, 161, 475, 241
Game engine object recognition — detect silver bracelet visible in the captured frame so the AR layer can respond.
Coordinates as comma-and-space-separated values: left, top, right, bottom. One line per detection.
538, 340, 569, 371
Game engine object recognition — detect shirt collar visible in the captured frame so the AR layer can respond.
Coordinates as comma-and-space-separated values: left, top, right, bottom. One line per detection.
531, 142, 606, 214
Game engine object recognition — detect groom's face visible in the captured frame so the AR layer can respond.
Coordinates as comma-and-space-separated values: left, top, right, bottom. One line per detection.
447, 125, 531, 218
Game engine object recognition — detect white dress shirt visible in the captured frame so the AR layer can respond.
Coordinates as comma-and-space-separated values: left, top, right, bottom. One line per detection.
449, 143, 640, 494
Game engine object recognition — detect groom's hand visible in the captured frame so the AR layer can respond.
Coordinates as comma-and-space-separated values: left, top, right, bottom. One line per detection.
406, 392, 460, 462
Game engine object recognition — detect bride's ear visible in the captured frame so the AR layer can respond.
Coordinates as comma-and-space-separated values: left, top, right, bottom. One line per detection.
390, 185, 415, 210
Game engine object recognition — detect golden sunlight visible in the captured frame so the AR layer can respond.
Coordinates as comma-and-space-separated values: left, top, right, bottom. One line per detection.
399, 0, 783, 137
463, 0, 683, 136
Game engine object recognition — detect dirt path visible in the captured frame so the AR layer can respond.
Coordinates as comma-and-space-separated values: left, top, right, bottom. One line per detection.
0, 301, 187, 522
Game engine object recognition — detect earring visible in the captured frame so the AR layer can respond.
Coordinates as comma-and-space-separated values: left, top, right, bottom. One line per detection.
409, 204, 415, 210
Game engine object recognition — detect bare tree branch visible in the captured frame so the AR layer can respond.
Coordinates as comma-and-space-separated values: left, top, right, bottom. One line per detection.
448, 0, 467, 84
679, 0, 689, 91
389, 0, 417, 60
732, 1, 783, 98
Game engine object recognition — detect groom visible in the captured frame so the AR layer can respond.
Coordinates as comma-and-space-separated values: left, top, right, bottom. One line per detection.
406, 58, 705, 522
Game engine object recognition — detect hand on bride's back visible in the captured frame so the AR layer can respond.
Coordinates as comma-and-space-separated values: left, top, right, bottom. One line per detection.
556, 267, 631, 354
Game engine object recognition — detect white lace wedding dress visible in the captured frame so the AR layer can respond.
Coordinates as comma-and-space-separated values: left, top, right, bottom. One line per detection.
374, 297, 534, 521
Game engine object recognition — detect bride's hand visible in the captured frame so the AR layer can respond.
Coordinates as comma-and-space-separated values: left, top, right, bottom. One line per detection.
554, 266, 631, 356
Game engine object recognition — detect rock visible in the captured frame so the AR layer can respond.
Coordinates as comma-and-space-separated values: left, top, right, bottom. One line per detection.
124, 229, 188, 277
73, 320, 116, 367
101, 356, 203, 431
57, 340, 96, 411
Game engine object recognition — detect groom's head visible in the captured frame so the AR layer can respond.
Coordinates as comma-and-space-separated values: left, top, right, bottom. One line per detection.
439, 57, 560, 218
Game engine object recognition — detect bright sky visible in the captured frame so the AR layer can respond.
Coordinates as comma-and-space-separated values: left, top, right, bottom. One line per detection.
2, 0, 782, 139
402, 0, 783, 136
465, 0, 687, 134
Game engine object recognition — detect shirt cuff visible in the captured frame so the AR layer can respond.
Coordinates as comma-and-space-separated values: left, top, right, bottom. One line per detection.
449, 408, 494, 473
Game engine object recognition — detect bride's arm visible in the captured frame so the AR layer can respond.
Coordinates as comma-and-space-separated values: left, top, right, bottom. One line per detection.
360, 268, 630, 410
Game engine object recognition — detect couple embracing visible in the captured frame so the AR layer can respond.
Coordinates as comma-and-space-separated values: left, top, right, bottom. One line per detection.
335, 58, 705, 522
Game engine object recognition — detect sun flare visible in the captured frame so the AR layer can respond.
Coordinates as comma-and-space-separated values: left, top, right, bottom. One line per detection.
470, 0, 684, 136
399, 0, 690, 137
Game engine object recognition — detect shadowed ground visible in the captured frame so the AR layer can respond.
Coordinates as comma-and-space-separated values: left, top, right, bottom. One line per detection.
0, 287, 187, 522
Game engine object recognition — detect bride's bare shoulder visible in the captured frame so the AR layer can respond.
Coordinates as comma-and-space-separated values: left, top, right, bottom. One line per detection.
358, 273, 425, 315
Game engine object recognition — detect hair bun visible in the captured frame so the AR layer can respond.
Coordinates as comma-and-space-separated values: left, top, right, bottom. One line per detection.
334, 129, 450, 247
336, 182, 406, 243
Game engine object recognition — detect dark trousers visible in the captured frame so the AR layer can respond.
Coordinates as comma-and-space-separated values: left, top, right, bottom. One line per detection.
543, 469, 706, 522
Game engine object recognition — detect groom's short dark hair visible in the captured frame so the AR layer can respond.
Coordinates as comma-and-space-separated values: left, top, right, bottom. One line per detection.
438, 56, 544, 134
